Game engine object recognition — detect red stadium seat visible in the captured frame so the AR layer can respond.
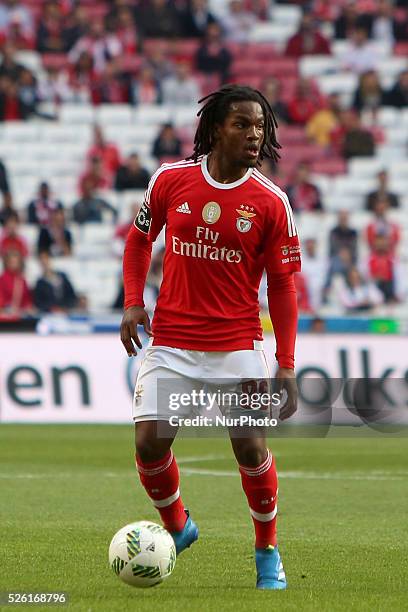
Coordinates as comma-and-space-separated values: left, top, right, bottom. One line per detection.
395, 42, 408, 57
143, 38, 172, 57
170, 39, 201, 63
42, 53, 69, 71
119, 55, 143, 74
311, 158, 347, 176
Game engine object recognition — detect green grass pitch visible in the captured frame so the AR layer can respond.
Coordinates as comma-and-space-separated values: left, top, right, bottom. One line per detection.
1, 425, 407, 612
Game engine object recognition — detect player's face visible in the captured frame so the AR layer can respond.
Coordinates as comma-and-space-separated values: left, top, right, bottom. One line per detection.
215, 101, 265, 168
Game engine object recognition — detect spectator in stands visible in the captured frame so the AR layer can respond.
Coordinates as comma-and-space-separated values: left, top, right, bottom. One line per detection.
2, 14, 33, 50
18, 67, 39, 117
0, 42, 23, 80
37, 65, 74, 105
69, 19, 122, 75
341, 26, 378, 74
135, 0, 182, 39
371, 0, 407, 44
37, 208, 72, 257
366, 195, 401, 254
27, 182, 63, 226
152, 123, 182, 160
334, 2, 372, 40
0, 158, 12, 221
0, 75, 33, 121
331, 110, 375, 159
114, 154, 150, 191
79, 156, 110, 195
162, 61, 201, 106
352, 70, 386, 113
0, 249, 32, 315
285, 12, 331, 57
0, 1, 34, 40
63, 5, 88, 52
261, 77, 289, 125
73, 178, 117, 225
114, 6, 139, 55
385, 69, 408, 108
87, 125, 121, 184
34, 251, 78, 313
196, 22, 232, 83
365, 169, 400, 210
286, 162, 323, 212
340, 266, 383, 312
36, 0, 66, 53
287, 77, 324, 126
221, 0, 257, 44
130, 65, 162, 105
367, 234, 400, 303
69, 50, 95, 103
181, 0, 217, 38
92, 60, 128, 105
306, 92, 342, 147
0, 194, 14, 225
145, 46, 174, 83
324, 246, 354, 302
0, 211, 28, 258
299, 238, 327, 311
329, 210, 358, 263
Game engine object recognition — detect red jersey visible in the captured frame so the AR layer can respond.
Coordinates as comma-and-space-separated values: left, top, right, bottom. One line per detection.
125, 157, 301, 357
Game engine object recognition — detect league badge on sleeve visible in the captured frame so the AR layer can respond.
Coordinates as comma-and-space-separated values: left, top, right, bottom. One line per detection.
236, 206, 256, 233
134, 202, 151, 234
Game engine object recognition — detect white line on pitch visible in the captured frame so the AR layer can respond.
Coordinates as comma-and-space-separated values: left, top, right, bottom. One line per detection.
179, 468, 407, 481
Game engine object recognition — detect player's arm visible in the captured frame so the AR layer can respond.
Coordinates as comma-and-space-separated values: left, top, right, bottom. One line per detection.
120, 171, 167, 356
263, 194, 301, 420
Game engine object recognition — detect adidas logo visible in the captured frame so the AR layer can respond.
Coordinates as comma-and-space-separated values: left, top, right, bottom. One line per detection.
176, 202, 191, 214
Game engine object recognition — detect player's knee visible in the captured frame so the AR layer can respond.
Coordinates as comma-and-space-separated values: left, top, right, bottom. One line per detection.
235, 444, 267, 468
135, 432, 171, 464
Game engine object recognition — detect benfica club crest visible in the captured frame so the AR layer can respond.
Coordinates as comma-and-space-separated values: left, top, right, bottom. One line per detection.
236, 206, 256, 233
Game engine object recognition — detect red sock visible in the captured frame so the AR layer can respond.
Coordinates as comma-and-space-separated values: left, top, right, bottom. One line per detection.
239, 450, 278, 548
136, 450, 187, 532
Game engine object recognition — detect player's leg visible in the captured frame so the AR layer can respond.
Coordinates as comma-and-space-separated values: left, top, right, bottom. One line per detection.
135, 420, 198, 554
133, 346, 200, 553
229, 430, 286, 589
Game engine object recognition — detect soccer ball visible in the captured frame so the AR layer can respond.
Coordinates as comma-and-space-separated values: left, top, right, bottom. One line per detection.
109, 521, 176, 588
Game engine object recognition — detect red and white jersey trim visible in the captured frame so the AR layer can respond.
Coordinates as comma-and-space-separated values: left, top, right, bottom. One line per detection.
145, 159, 201, 208
252, 169, 297, 238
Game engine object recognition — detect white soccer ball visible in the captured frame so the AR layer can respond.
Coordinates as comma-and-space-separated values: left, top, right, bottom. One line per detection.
109, 521, 176, 588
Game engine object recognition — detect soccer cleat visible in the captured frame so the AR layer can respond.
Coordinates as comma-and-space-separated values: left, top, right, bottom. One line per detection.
170, 510, 199, 556
255, 545, 287, 590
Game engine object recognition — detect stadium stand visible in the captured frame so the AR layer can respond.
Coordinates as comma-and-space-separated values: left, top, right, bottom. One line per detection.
0, 0, 407, 318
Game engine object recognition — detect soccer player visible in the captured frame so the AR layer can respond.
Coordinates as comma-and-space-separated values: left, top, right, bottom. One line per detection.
121, 85, 301, 590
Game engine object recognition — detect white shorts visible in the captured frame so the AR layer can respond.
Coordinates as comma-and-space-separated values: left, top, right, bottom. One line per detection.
132, 340, 273, 423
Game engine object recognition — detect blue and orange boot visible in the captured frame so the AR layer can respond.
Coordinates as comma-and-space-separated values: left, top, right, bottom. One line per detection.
255, 545, 287, 590
170, 510, 199, 556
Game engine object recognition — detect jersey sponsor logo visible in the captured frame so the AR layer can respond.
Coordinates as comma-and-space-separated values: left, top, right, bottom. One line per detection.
172, 234, 242, 263
236, 206, 256, 233
176, 202, 191, 214
202, 201, 221, 224
134, 202, 151, 234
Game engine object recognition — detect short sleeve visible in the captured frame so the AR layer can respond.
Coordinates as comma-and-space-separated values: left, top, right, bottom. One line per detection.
263, 192, 301, 276
134, 166, 168, 242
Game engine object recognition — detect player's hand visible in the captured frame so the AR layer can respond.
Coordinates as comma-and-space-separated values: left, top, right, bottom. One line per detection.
274, 367, 298, 420
120, 306, 153, 356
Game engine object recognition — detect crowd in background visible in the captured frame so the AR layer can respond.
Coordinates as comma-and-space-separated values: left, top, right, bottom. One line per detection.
0, 0, 407, 318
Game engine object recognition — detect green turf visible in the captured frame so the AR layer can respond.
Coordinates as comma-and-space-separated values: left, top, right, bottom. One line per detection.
0, 425, 407, 612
